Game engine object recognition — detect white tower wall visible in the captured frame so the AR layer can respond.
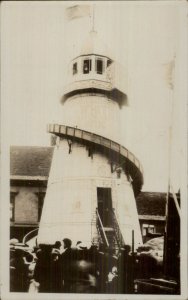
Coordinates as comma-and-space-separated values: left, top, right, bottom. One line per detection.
115, 179, 143, 249
38, 139, 142, 248
62, 94, 122, 143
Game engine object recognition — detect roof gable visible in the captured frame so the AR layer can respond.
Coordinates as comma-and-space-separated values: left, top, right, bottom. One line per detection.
10, 146, 54, 177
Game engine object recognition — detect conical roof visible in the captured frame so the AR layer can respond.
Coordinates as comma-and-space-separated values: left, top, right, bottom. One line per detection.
80, 30, 113, 59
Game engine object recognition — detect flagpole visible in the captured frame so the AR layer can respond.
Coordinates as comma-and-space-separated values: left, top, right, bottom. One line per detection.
163, 89, 171, 276
92, 4, 95, 32
163, 56, 175, 276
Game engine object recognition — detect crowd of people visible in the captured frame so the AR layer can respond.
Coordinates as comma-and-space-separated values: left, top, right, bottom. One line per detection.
10, 238, 162, 293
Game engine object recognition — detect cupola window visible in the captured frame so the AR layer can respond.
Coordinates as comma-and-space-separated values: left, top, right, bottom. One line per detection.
96, 58, 103, 74
83, 59, 92, 74
73, 62, 77, 75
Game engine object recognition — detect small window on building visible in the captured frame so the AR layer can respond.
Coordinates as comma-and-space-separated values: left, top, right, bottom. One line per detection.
148, 225, 155, 234
83, 59, 92, 74
73, 62, 77, 75
142, 223, 155, 236
96, 58, 103, 74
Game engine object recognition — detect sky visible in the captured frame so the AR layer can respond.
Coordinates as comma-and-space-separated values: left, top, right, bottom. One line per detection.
1, 1, 187, 192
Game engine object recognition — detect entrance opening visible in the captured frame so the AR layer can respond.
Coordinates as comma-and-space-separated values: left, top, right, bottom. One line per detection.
97, 188, 112, 227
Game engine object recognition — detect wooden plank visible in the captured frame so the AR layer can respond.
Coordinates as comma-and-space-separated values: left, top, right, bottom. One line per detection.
120, 146, 128, 157
60, 125, 66, 134
91, 134, 101, 144
75, 128, 82, 138
82, 131, 92, 141
48, 124, 54, 133
54, 124, 60, 133
111, 141, 120, 152
67, 127, 75, 137
101, 137, 111, 148
128, 151, 135, 163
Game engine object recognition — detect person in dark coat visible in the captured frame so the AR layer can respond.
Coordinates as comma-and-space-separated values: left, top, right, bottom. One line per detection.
34, 244, 52, 292
97, 246, 117, 293
117, 245, 135, 294
10, 249, 29, 292
52, 241, 61, 254
61, 238, 76, 292
136, 250, 158, 279
49, 250, 62, 292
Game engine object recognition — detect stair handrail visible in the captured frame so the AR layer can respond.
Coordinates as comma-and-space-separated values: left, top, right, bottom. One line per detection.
111, 208, 125, 248
96, 208, 109, 247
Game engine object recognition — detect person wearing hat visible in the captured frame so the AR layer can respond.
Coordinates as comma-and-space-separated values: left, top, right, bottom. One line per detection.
49, 241, 62, 292
61, 238, 75, 292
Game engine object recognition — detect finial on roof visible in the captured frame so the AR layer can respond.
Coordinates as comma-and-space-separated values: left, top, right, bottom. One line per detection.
80, 30, 112, 59
91, 4, 95, 32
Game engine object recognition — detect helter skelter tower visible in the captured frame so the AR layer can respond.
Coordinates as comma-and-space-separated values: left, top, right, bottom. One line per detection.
38, 29, 144, 250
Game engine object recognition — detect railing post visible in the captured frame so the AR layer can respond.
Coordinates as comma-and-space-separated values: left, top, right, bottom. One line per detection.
112, 208, 125, 249
96, 208, 109, 248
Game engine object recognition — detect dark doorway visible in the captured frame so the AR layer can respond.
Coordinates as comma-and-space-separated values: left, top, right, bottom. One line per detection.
97, 188, 112, 227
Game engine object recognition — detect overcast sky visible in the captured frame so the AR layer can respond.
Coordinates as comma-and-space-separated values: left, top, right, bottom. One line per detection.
1, 1, 187, 192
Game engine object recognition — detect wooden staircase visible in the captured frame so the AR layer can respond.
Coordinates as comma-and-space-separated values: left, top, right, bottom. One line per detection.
96, 208, 125, 254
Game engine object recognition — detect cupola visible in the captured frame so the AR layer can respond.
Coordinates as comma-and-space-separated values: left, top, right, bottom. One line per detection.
63, 31, 127, 107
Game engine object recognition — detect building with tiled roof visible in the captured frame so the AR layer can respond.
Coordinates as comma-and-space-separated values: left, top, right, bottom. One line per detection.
136, 192, 166, 217
10, 146, 53, 240
10, 146, 54, 182
136, 192, 166, 242
10, 146, 166, 242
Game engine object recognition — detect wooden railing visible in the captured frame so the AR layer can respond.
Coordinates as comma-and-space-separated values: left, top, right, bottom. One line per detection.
48, 123, 144, 196
96, 208, 125, 252
111, 209, 125, 249
96, 208, 109, 248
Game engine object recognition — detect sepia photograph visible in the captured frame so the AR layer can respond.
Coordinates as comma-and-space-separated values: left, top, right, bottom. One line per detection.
0, 1, 187, 299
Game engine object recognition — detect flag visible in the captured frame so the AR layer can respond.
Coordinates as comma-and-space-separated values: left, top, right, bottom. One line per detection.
66, 5, 91, 21
164, 58, 175, 90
